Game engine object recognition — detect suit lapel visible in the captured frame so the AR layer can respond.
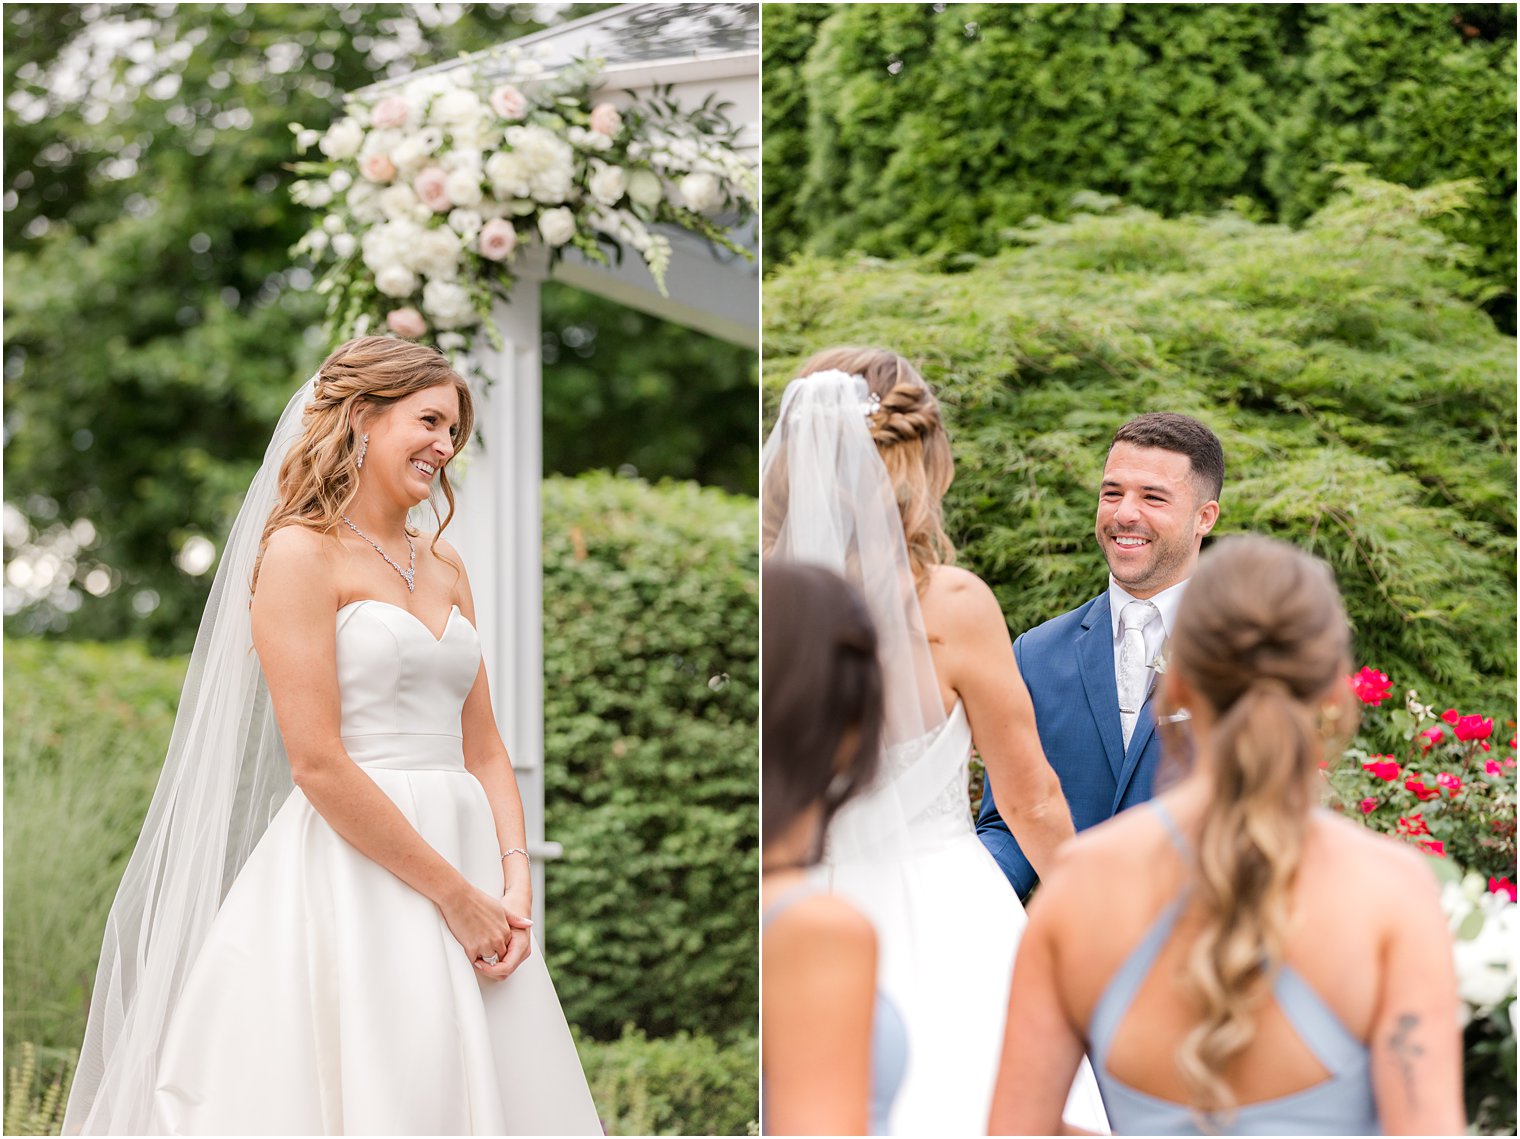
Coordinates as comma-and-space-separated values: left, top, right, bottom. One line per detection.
1076, 595, 1125, 783
1115, 696, 1157, 809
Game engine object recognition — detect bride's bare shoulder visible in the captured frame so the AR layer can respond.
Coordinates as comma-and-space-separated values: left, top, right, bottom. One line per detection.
262, 523, 337, 566
922, 564, 1003, 624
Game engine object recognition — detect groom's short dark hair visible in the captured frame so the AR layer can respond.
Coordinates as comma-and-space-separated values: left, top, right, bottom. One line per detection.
1110, 413, 1224, 502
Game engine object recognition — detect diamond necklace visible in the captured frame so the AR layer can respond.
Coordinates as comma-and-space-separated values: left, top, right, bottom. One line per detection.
339, 515, 416, 593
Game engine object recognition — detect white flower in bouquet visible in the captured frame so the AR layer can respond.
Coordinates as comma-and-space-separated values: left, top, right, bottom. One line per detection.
386, 306, 427, 338
322, 214, 345, 235
415, 227, 463, 280
444, 168, 483, 209
437, 331, 467, 351
447, 209, 483, 241
490, 126, 575, 203
403, 73, 454, 107
375, 264, 418, 298
441, 148, 483, 174
678, 172, 721, 214
391, 135, 434, 177
331, 232, 357, 259
489, 84, 528, 121
421, 279, 475, 329
1443, 878, 1519, 1025
379, 184, 430, 224
295, 127, 321, 152
293, 181, 333, 209
414, 167, 453, 214
477, 218, 517, 262
360, 153, 397, 184
587, 161, 627, 207
537, 207, 576, 247
625, 168, 663, 212
370, 95, 414, 131
566, 126, 614, 153
361, 127, 403, 157
328, 169, 353, 193
318, 117, 364, 160
347, 182, 386, 225
431, 87, 484, 129
303, 229, 329, 255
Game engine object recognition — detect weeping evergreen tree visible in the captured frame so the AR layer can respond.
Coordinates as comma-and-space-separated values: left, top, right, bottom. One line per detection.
764, 173, 1516, 716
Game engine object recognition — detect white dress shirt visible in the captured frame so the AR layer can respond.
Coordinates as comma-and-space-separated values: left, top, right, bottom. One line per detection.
1107, 576, 1189, 703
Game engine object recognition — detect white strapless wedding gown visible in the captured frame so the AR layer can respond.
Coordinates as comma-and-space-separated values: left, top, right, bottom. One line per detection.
150, 599, 601, 1135
823, 702, 1110, 1136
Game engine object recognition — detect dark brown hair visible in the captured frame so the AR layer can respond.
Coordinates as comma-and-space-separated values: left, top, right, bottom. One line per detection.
1111, 412, 1225, 503
762, 562, 884, 863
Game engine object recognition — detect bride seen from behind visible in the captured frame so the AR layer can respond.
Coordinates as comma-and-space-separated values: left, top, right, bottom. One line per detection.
761, 347, 1109, 1135
65, 336, 599, 1135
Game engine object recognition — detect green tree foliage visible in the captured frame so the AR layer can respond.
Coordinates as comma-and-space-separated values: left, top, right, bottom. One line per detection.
541, 472, 757, 1041
3, 3, 753, 651
4, 472, 757, 1123
763, 175, 1516, 715
762, 3, 1516, 330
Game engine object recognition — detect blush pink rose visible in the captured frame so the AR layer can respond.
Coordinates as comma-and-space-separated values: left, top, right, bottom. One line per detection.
386, 307, 427, 338
477, 218, 517, 262
371, 96, 411, 130
490, 84, 528, 120
360, 153, 397, 183
414, 166, 452, 213
589, 102, 622, 136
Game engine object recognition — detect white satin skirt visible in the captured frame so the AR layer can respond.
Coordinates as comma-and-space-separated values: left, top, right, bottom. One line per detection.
151, 735, 601, 1135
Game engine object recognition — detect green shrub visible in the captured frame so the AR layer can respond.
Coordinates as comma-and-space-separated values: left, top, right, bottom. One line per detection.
764, 3, 1516, 329
3, 472, 758, 1079
763, 174, 1516, 714
577, 1026, 758, 1137
541, 472, 758, 1040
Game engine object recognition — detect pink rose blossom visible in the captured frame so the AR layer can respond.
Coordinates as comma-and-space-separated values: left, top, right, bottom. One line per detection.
1362, 757, 1400, 782
386, 307, 428, 338
1404, 777, 1440, 802
1347, 667, 1393, 706
1435, 772, 1462, 795
1454, 715, 1494, 742
477, 218, 517, 262
360, 153, 397, 183
1359, 797, 1377, 814
414, 166, 452, 213
1418, 726, 1445, 751
1489, 876, 1517, 903
371, 96, 411, 130
589, 102, 622, 136
1441, 708, 1460, 726
1486, 759, 1503, 776
490, 84, 528, 120
1418, 838, 1446, 857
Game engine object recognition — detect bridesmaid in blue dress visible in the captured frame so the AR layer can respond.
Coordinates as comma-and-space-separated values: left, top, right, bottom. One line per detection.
761, 563, 908, 1136
989, 535, 1465, 1136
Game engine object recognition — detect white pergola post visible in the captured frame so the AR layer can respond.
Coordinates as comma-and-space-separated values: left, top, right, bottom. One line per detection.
450, 273, 559, 933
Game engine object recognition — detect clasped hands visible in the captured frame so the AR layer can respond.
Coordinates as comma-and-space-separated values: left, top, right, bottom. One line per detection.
441, 880, 533, 982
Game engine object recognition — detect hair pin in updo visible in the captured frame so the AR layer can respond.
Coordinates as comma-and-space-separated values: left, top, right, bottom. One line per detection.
862, 391, 882, 419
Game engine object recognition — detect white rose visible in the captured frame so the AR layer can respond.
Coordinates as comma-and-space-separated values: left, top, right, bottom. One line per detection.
379, 183, 423, 222
490, 125, 575, 204
587, 161, 626, 207
331, 232, 357, 259
421, 279, 475, 329
415, 227, 463, 279
346, 182, 385, 225
361, 127, 403, 157
678, 172, 721, 213
442, 148, 483, 174
390, 135, 432, 176
375, 264, 417, 298
444, 167, 483, 208
625, 168, 663, 211
566, 126, 613, 153
431, 88, 483, 127
318, 117, 363, 160
537, 207, 576, 247
448, 209, 483, 240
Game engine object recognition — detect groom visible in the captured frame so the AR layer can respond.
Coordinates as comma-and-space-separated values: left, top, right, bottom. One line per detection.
977, 412, 1224, 898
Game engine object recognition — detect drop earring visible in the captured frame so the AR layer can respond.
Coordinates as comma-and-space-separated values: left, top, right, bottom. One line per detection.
356, 432, 368, 470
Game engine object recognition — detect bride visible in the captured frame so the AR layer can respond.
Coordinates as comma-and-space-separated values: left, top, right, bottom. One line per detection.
761, 348, 1109, 1135
64, 336, 600, 1135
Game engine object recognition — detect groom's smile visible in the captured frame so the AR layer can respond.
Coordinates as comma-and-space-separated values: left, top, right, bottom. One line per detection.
1095, 442, 1217, 598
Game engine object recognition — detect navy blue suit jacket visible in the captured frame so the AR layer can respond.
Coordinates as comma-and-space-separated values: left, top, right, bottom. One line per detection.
976, 592, 1164, 899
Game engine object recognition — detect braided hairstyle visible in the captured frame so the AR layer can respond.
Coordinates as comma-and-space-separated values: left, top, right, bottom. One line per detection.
1162, 534, 1357, 1121
252, 336, 474, 592
797, 346, 955, 590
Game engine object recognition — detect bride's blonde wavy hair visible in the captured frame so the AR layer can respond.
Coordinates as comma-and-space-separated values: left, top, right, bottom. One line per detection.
1161, 534, 1357, 1124
253, 336, 474, 591
773, 346, 955, 591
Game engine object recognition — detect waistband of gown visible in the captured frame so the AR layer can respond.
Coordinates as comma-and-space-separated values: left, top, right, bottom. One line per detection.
342, 732, 467, 773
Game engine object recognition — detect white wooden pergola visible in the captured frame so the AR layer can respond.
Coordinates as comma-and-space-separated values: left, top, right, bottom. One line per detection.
359, 2, 758, 932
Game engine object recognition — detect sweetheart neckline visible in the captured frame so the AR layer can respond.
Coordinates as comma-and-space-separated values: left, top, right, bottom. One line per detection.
336, 598, 471, 644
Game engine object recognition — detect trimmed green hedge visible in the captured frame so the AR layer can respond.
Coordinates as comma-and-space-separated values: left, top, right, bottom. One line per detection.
763, 174, 1516, 715
4, 472, 758, 1096
764, 3, 1517, 329
542, 472, 758, 1041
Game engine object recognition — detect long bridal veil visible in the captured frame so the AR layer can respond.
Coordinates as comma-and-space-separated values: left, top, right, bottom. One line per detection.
759, 369, 945, 858
64, 376, 318, 1135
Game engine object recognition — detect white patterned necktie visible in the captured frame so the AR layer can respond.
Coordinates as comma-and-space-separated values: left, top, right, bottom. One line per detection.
1118, 599, 1159, 750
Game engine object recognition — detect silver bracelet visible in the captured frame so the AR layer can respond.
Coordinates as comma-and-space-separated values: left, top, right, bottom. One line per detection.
500, 847, 530, 865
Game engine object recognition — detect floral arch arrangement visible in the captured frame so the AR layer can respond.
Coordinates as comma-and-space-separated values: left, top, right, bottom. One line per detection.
288, 46, 756, 354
